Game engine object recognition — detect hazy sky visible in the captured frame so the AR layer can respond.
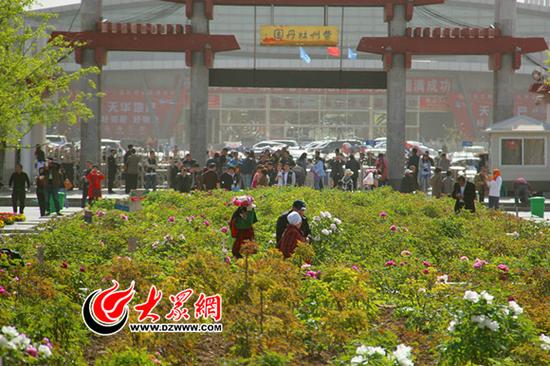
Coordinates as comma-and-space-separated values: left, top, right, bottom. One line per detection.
32, 0, 80, 9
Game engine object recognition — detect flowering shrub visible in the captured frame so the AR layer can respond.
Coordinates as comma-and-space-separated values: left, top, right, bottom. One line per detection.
0, 326, 52, 363
439, 290, 537, 365
0, 188, 547, 365
350, 343, 414, 366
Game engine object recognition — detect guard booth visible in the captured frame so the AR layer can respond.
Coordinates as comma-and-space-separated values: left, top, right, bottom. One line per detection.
486, 115, 550, 193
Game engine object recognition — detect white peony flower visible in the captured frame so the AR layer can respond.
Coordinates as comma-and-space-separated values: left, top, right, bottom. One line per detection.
320, 211, 328, 218
471, 315, 486, 325
542, 343, 550, 351
321, 229, 330, 236
0, 335, 15, 350
356, 345, 386, 356
501, 307, 510, 316
484, 319, 500, 332
38, 344, 52, 357
313, 216, 321, 222
356, 345, 368, 355
540, 334, 550, 344
393, 344, 414, 366
480, 291, 494, 304
447, 320, 456, 332
2, 326, 18, 339
330, 223, 337, 230
12, 334, 31, 349
508, 301, 523, 316
333, 218, 342, 225
463, 290, 480, 303
350, 355, 365, 365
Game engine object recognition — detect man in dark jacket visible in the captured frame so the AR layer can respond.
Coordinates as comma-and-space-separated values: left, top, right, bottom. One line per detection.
452, 175, 476, 213
330, 154, 345, 188
220, 165, 239, 191
107, 149, 118, 194
400, 169, 417, 193
407, 148, 420, 180
276, 200, 311, 246
9, 163, 30, 214
345, 154, 361, 189
240, 151, 257, 189
201, 163, 219, 191
44, 158, 63, 215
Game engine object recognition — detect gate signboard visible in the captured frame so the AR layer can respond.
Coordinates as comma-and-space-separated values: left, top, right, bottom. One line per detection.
260, 25, 339, 46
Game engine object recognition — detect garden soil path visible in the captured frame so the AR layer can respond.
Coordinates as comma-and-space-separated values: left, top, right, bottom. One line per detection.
0, 206, 82, 235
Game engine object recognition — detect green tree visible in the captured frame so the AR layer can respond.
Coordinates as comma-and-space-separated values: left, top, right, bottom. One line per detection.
0, 0, 98, 146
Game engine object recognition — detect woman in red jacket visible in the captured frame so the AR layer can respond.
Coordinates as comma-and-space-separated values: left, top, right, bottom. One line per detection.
279, 211, 306, 259
86, 166, 105, 206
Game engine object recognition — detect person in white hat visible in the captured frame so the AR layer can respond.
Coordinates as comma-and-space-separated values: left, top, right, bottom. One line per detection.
279, 211, 305, 259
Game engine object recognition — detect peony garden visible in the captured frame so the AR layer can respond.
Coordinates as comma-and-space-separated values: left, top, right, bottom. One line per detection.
0, 188, 549, 365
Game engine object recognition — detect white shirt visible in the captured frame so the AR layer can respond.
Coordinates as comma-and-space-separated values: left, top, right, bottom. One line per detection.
488, 176, 502, 197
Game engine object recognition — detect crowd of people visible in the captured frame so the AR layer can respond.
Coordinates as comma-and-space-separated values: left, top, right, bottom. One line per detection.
5, 143, 538, 217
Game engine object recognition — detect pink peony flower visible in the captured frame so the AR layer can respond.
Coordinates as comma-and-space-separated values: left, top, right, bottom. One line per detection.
400, 250, 411, 257
80, 265, 86, 272
120, 214, 128, 221
203, 220, 210, 227
220, 226, 228, 234
14, 276, 19, 282
497, 264, 510, 272
473, 258, 488, 269
379, 211, 388, 218
460, 256, 469, 261
422, 269, 430, 274
61, 261, 68, 269
351, 265, 359, 271
224, 256, 231, 265
42, 338, 52, 348
0, 286, 6, 295
507, 295, 516, 302
305, 270, 321, 279
390, 225, 397, 232
301, 263, 312, 269
167, 216, 175, 223
422, 260, 432, 267
96, 210, 105, 217
26, 345, 38, 357
384, 260, 397, 267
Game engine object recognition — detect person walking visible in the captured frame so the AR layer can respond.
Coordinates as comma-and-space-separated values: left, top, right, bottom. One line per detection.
86, 165, 105, 206
44, 158, 62, 216
474, 167, 489, 203
418, 152, 433, 193
9, 164, 30, 214
240, 151, 256, 189
125, 149, 140, 194
34, 144, 46, 172
144, 151, 158, 192
430, 167, 444, 198
437, 153, 451, 172
278, 211, 306, 259
487, 169, 503, 209
452, 176, 476, 213
36, 167, 47, 217
346, 154, 361, 189
330, 154, 345, 188
107, 149, 118, 194
442, 171, 455, 197
375, 153, 388, 186
312, 157, 326, 190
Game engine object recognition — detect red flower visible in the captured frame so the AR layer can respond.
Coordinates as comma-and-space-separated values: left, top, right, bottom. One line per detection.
61, 261, 68, 269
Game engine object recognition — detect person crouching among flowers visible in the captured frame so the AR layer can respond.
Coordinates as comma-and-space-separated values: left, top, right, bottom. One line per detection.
279, 211, 306, 259
229, 195, 258, 259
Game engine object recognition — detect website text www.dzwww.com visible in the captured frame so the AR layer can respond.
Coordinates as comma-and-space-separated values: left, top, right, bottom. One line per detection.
128, 323, 223, 333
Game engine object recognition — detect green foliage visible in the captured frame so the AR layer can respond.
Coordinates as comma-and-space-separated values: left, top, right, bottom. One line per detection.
1, 188, 549, 365
0, 0, 98, 145
94, 347, 161, 366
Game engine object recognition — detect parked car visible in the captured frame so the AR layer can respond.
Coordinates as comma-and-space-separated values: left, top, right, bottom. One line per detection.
46, 134, 68, 147
251, 140, 287, 154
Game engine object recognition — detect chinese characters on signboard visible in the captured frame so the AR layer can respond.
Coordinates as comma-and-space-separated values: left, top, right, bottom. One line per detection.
260, 25, 339, 46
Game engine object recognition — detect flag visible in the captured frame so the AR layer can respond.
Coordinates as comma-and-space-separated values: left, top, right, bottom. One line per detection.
327, 47, 340, 57
299, 47, 311, 64
347, 47, 357, 60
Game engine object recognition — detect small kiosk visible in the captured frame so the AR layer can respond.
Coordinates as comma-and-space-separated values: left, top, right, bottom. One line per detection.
486, 115, 550, 193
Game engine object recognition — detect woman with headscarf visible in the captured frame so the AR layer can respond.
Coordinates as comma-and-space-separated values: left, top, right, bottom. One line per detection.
229, 196, 258, 259
279, 211, 306, 259
487, 169, 503, 209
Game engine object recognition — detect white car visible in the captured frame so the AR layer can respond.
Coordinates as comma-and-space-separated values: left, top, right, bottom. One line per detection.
251, 141, 287, 154
46, 134, 68, 147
